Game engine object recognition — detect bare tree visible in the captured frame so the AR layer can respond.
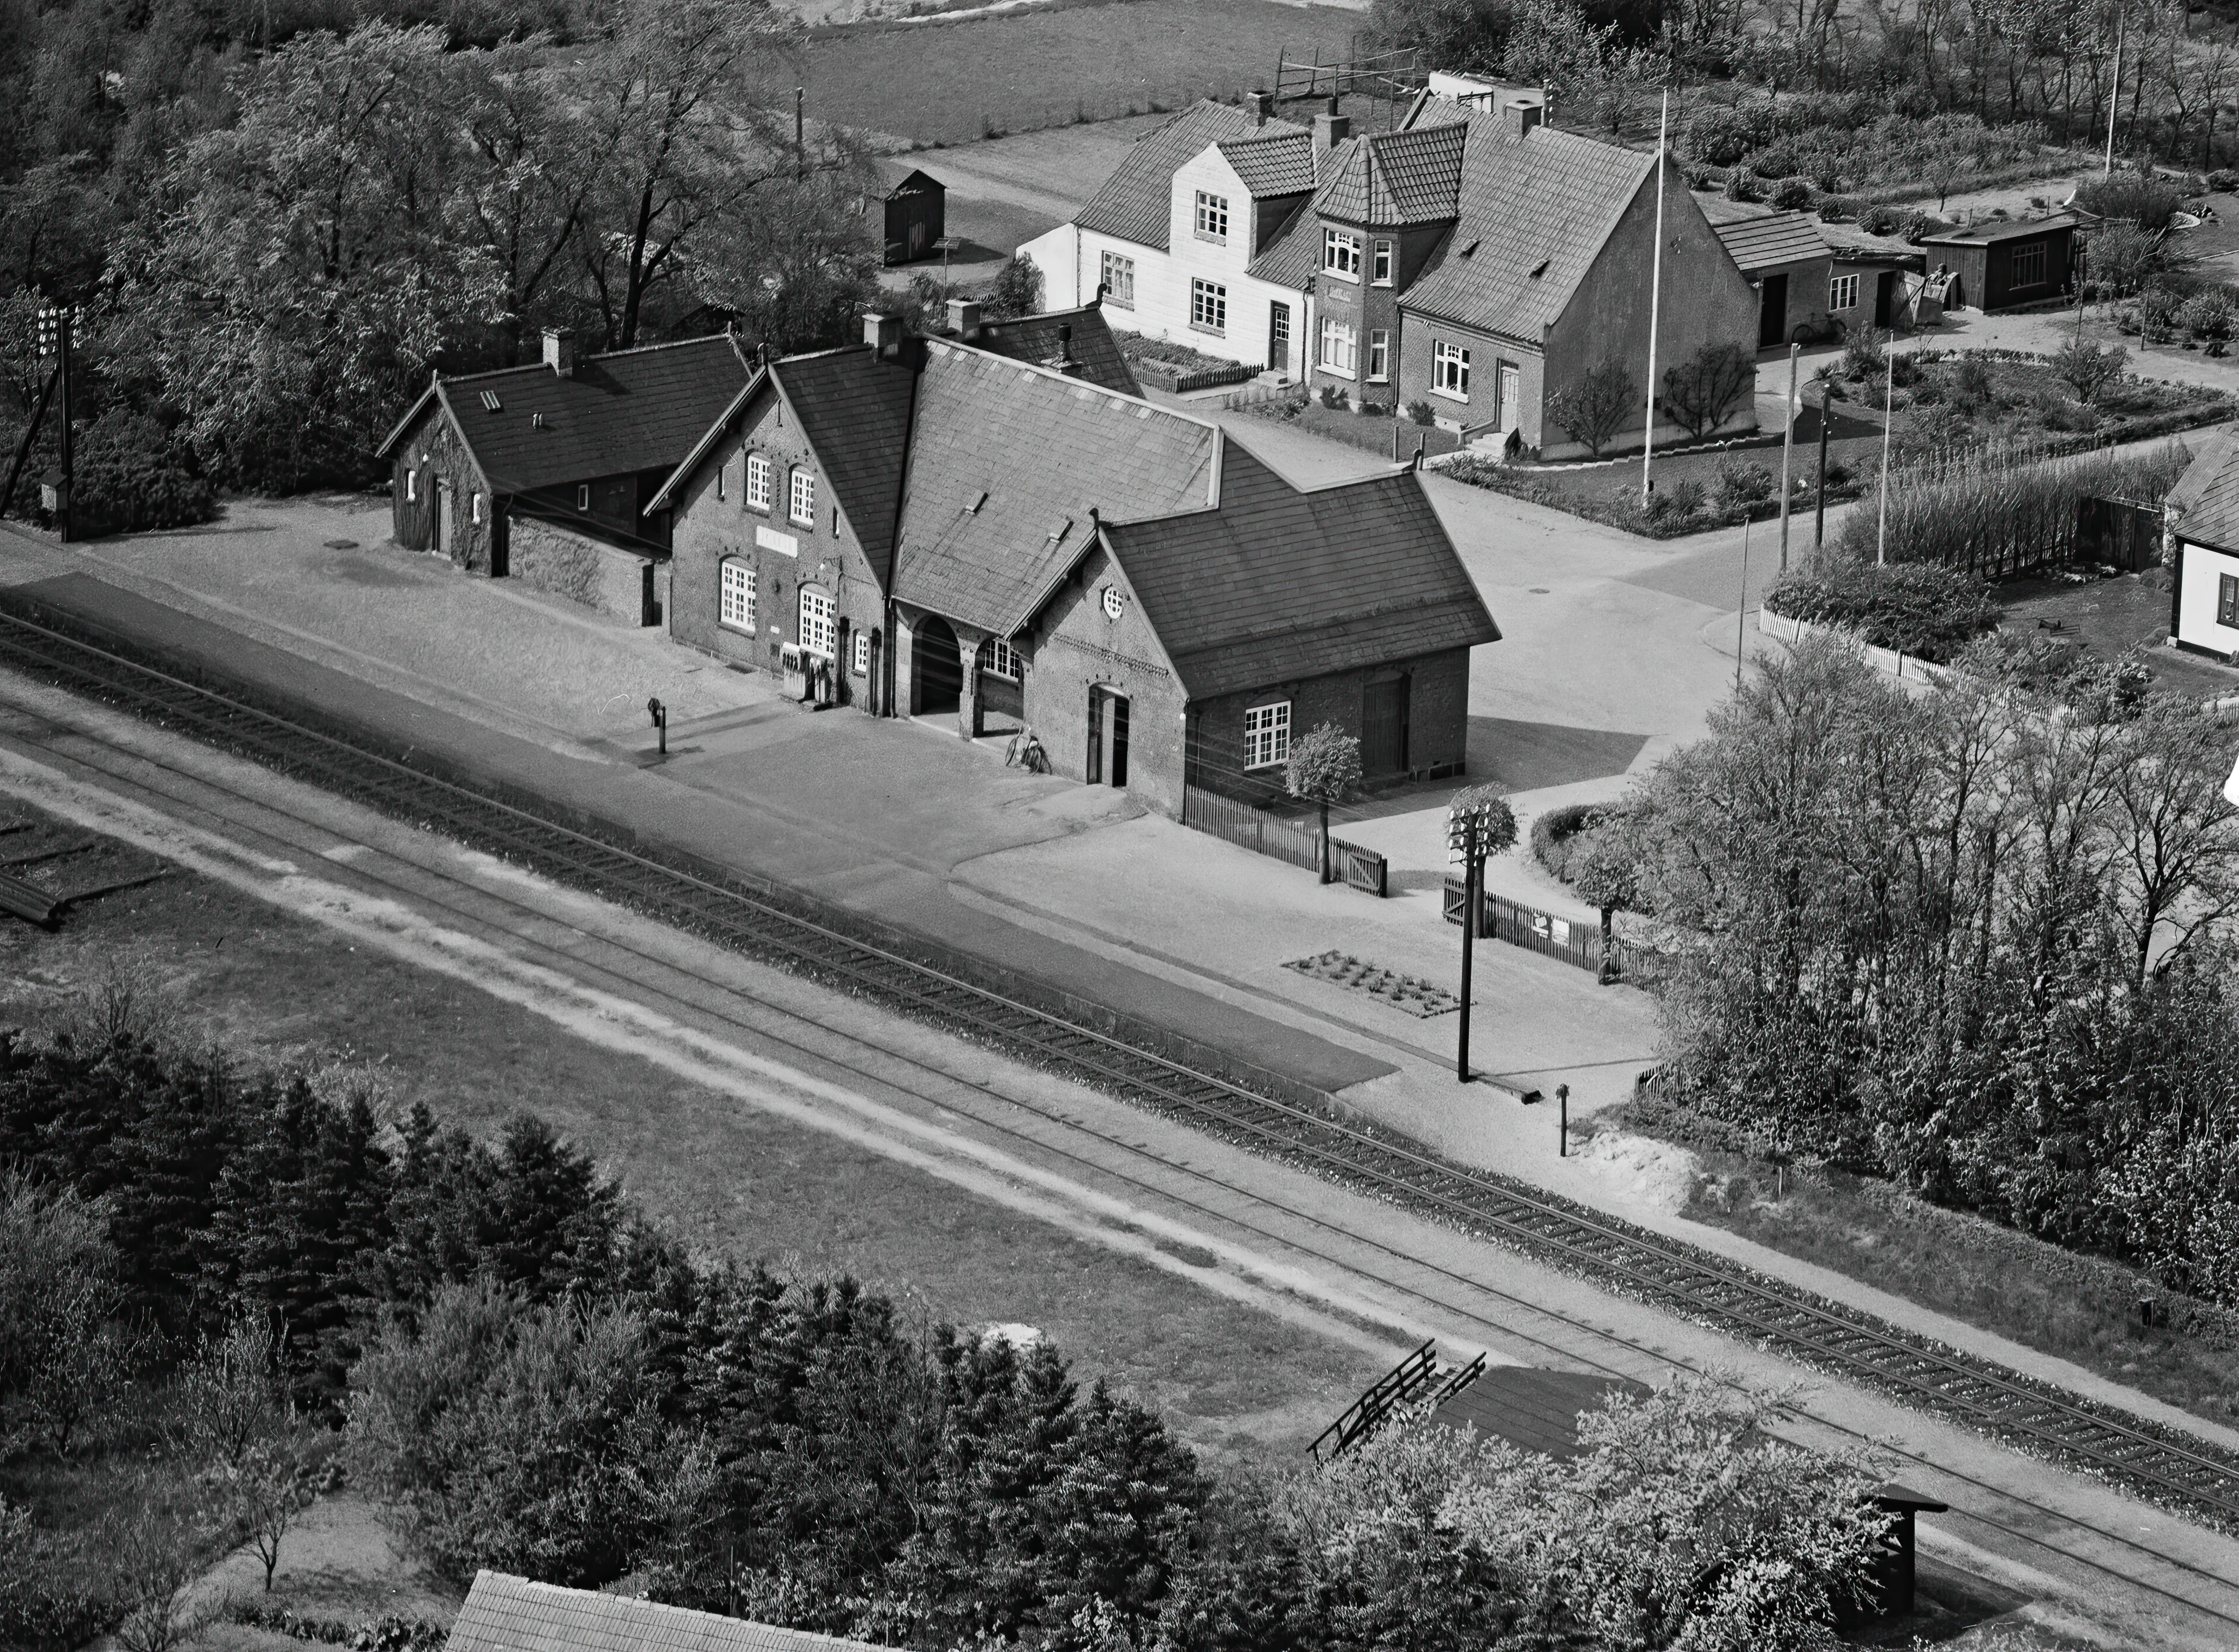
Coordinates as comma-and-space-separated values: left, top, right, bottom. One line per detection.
1660, 341, 1755, 440
1546, 360, 1638, 458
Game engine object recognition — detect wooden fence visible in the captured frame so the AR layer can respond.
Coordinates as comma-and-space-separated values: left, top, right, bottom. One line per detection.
1185, 784, 1387, 896
1134, 359, 1259, 395
1443, 877, 1625, 976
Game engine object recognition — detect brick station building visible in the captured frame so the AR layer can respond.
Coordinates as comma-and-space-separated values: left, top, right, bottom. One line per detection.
653, 303, 1499, 817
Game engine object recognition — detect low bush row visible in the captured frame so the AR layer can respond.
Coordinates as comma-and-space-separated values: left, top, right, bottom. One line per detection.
1763, 560, 2001, 663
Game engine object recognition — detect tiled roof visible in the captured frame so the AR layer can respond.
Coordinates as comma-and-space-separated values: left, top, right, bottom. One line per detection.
1216, 131, 1318, 198
1075, 101, 1303, 250
1397, 99, 1657, 343
1100, 443, 1499, 700
1920, 211, 2079, 245
1711, 210, 1830, 272
447, 1572, 879, 1652
970, 304, 1142, 396
378, 336, 750, 494
1314, 123, 1470, 227
1245, 208, 1321, 289
2167, 428, 2239, 554
769, 348, 918, 585
892, 341, 1217, 635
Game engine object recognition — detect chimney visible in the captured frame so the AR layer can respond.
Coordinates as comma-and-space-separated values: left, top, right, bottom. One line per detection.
863, 311, 902, 357
1249, 89, 1274, 126
945, 297, 983, 339
1313, 102, 1351, 154
1053, 323, 1080, 378
541, 327, 576, 378
1506, 99, 1544, 141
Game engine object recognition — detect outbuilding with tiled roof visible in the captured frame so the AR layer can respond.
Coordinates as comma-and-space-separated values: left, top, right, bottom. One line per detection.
448, 1571, 882, 1652
1703, 203, 1835, 346
2161, 429, 2239, 660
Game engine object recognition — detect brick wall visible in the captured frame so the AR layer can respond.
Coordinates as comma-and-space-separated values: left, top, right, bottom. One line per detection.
666, 386, 888, 708
1188, 645, 1474, 804
511, 517, 657, 625
389, 413, 499, 572
1022, 541, 1188, 817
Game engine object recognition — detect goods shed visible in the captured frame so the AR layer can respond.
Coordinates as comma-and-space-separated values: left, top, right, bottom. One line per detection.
881, 167, 946, 266
1918, 213, 2078, 312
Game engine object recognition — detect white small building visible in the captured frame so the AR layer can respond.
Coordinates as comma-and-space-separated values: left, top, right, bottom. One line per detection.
2163, 429, 2239, 660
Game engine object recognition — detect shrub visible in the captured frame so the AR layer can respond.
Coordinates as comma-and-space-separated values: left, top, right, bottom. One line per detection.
1354, 399, 1386, 417
1684, 102, 1774, 167
1768, 176, 1812, 211
2073, 170, 2187, 233
1406, 398, 1438, 426
1660, 342, 1754, 439
1683, 163, 1717, 191
2213, 168, 2239, 193
1953, 356, 1995, 405
2179, 289, 2234, 340
1858, 203, 1903, 234
1764, 559, 1999, 661
1843, 328, 1887, 381
1666, 478, 1707, 517
1723, 168, 1762, 203
1318, 383, 1345, 409
1817, 194, 1855, 221
1547, 360, 1638, 458
2086, 223, 2191, 296
1714, 458, 1774, 504
1823, 459, 1853, 487
1530, 802, 1615, 882
2052, 335, 2128, 404
983, 251, 1042, 320
2138, 284, 2182, 338
70, 412, 217, 535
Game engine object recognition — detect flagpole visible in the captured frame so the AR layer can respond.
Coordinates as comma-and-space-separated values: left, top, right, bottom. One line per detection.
1641, 90, 1668, 508
1877, 341, 1894, 567
1778, 341, 1798, 572
2106, 9, 2124, 176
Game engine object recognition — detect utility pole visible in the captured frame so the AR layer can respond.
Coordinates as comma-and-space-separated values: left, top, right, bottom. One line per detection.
1737, 514, 1751, 691
795, 87, 806, 182
1641, 90, 1668, 508
1778, 342, 1799, 572
1447, 787, 1511, 1087
2106, 11, 2125, 176
1877, 341, 1894, 566
34, 304, 74, 545
1814, 378, 1831, 551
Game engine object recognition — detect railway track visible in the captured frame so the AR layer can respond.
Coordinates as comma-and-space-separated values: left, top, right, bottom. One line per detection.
4, 600, 2239, 1541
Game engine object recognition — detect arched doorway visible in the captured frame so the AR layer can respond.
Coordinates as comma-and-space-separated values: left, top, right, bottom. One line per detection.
912, 614, 963, 716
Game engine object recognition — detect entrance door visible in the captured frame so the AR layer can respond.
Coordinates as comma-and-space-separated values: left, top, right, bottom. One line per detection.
1269, 303, 1291, 374
1087, 687, 1129, 786
911, 615, 963, 715
1758, 272, 1788, 347
1873, 270, 1896, 328
908, 214, 930, 260
1361, 677, 1410, 777
1497, 362, 1521, 433
1110, 694, 1129, 787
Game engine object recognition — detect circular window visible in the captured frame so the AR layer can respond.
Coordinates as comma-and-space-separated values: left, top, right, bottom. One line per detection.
1101, 585, 1125, 621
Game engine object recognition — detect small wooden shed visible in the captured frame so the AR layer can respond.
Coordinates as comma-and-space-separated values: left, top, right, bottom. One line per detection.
882, 167, 946, 266
1917, 213, 2078, 312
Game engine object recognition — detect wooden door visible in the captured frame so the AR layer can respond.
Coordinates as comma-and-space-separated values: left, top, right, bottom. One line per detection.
1361, 677, 1409, 777
1758, 272, 1788, 347
1269, 303, 1290, 373
1497, 362, 1521, 433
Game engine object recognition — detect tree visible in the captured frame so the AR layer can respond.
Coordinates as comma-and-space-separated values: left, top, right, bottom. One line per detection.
1371, 0, 1516, 74
171, 1314, 287, 1468
2051, 335, 2126, 404
1661, 340, 1755, 441
0, 1173, 137, 1456
108, 1492, 210, 1652
1285, 723, 1364, 884
984, 251, 1044, 320
230, 1436, 315, 1593
1546, 359, 1638, 457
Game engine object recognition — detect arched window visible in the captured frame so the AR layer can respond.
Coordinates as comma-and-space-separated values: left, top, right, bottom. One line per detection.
745, 452, 772, 511
720, 559, 756, 631
789, 466, 816, 527
798, 584, 835, 657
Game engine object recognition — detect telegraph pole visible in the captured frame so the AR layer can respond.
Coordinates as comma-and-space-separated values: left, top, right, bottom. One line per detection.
1778, 342, 1799, 572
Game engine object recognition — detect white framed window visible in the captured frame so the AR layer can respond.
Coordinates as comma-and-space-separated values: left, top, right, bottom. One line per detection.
1830, 273, 1860, 311
789, 466, 815, 526
1190, 279, 1228, 335
1102, 250, 1136, 309
1324, 227, 1362, 279
576, 483, 591, 511
471, 491, 483, 523
1319, 316, 1357, 378
720, 559, 756, 631
1195, 190, 1229, 243
716, 461, 726, 502
977, 636, 1020, 679
2009, 240, 2048, 289
798, 585, 835, 657
1372, 239, 1394, 284
406, 469, 418, 502
1243, 701, 1292, 770
852, 629, 871, 676
746, 452, 772, 511
1433, 339, 1471, 400
1368, 329, 1390, 382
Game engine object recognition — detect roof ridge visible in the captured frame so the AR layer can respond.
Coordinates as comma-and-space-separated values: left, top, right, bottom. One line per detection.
475, 1574, 877, 1651
934, 339, 1221, 435
586, 332, 737, 361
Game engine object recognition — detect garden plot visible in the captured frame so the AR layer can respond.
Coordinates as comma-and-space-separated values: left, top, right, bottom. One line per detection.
1285, 950, 1461, 1018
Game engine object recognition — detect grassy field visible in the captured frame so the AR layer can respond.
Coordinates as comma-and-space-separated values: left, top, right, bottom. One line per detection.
1609, 1095, 2239, 1425
0, 803, 1384, 1464
805, 0, 1362, 144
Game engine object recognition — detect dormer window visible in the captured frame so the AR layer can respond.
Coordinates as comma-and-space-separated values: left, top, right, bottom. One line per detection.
1324, 228, 1362, 279
1195, 190, 1229, 244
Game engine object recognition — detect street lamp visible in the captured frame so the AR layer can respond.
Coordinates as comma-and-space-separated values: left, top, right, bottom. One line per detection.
1447, 783, 1516, 1085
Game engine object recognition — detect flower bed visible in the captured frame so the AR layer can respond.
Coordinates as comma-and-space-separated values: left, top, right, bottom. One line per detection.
1440, 451, 1864, 539
1134, 358, 1256, 393
1245, 397, 1464, 459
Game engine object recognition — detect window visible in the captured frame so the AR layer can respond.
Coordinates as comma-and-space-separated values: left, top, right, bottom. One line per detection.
1830, 273, 1860, 312
2221, 572, 2239, 629
717, 461, 726, 502
1324, 227, 1362, 279
1319, 316, 1357, 378
720, 560, 756, 631
1102, 250, 1136, 309
2009, 239, 2048, 289
1368, 329, 1390, 382
471, 492, 483, 524
1243, 701, 1292, 770
789, 466, 815, 526
977, 636, 1020, 679
406, 469, 418, 502
576, 484, 591, 511
1433, 339, 1471, 400
1372, 239, 1394, 284
746, 452, 772, 511
1190, 278, 1228, 334
852, 629, 871, 677
798, 585, 835, 657
1194, 190, 1229, 243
